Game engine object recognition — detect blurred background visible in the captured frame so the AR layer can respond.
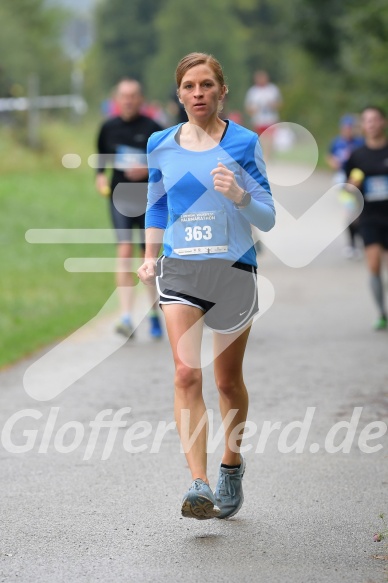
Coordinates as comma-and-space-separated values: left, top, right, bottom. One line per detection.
1, 0, 387, 367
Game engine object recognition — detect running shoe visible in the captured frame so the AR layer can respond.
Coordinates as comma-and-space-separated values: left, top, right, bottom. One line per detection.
214, 455, 246, 519
181, 478, 221, 520
373, 317, 387, 331
149, 314, 163, 339
342, 246, 356, 259
115, 320, 135, 338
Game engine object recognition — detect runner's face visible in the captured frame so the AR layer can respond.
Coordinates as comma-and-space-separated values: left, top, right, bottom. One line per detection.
178, 64, 225, 121
340, 125, 354, 140
116, 82, 143, 120
255, 72, 268, 86
361, 109, 387, 140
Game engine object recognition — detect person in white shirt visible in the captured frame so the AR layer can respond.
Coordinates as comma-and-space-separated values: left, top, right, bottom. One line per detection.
244, 70, 282, 159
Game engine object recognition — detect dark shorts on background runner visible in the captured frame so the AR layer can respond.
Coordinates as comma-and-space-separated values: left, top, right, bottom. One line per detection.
359, 217, 388, 249
109, 195, 146, 247
156, 256, 258, 334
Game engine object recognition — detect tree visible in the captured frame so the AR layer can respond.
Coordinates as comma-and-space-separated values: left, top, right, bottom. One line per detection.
0, 0, 72, 96
338, 0, 388, 109
292, 0, 345, 70
290, 0, 388, 109
95, 0, 167, 90
232, 0, 294, 83
144, 0, 248, 109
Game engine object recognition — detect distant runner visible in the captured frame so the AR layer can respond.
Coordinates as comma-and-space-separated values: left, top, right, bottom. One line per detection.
345, 106, 388, 330
244, 70, 282, 160
96, 79, 164, 339
327, 114, 364, 258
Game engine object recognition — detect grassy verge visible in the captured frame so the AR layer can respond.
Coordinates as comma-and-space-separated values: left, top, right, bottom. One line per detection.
0, 118, 122, 368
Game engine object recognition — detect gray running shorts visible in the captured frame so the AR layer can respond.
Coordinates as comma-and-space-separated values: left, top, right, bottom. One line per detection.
156, 256, 258, 334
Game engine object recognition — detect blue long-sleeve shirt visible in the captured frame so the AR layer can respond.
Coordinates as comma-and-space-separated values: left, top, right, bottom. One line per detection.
145, 120, 275, 266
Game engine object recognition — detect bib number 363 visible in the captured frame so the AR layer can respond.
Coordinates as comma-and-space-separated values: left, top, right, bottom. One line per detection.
173, 209, 228, 255
185, 225, 212, 241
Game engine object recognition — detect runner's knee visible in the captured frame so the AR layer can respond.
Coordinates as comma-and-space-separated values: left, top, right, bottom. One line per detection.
365, 251, 381, 274
215, 376, 243, 399
174, 363, 202, 393
118, 242, 132, 259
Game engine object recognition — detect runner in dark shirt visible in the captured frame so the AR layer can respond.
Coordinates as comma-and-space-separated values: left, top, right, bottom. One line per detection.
327, 115, 364, 258
96, 79, 164, 338
345, 106, 388, 330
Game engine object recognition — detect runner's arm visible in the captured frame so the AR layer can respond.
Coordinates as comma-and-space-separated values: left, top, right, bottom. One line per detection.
344, 152, 362, 187
144, 228, 164, 260
238, 136, 276, 231
138, 136, 168, 284
95, 124, 111, 194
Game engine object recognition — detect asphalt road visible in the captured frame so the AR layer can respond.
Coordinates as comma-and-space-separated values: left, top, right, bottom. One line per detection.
0, 166, 387, 583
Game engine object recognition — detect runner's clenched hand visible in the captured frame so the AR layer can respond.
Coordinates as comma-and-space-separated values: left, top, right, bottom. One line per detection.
210, 162, 244, 204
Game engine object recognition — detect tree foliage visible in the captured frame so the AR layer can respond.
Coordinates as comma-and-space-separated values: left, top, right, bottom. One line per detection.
338, 0, 388, 109
0, 0, 72, 96
283, 0, 388, 140
143, 0, 248, 108
3, 0, 387, 147
292, 0, 345, 70
232, 0, 294, 82
94, 0, 167, 88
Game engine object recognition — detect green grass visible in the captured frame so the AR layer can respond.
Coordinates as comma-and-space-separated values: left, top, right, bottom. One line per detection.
0, 119, 123, 368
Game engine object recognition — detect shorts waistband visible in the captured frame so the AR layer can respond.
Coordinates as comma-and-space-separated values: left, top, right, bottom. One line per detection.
231, 260, 257, 274
161, 255, 257, 274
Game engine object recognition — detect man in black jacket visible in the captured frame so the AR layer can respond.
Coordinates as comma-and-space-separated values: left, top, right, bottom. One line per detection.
96, 79, 164, 338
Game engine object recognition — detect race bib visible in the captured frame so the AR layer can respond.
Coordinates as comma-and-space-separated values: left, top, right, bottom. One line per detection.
115, 145, 146, 171
364, 176, 388, 202
173, 210, 228, 255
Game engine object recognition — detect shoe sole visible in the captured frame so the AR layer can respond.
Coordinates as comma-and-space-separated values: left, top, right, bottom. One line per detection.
181, 496, 221, 520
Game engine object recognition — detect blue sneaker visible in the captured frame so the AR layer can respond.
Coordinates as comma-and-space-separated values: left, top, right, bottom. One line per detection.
214, 455, 246, 519
181, 479, 221, 520
150, 315, 163, 339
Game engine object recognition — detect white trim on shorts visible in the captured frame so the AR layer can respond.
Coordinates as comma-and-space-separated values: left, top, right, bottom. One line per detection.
156, 256, 205, 312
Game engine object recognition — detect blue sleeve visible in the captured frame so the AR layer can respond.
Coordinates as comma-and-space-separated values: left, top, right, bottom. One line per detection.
145, 134, 168, 230
238, 136, 276, 232
328, 138, 337, 155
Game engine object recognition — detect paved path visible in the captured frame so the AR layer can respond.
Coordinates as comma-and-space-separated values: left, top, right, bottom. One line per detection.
0, 168, 387, 583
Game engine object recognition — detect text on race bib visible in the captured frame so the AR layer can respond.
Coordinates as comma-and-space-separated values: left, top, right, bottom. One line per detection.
364, 175, 388, 202
173, 210, 228, 255
184, 225, 212, 241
